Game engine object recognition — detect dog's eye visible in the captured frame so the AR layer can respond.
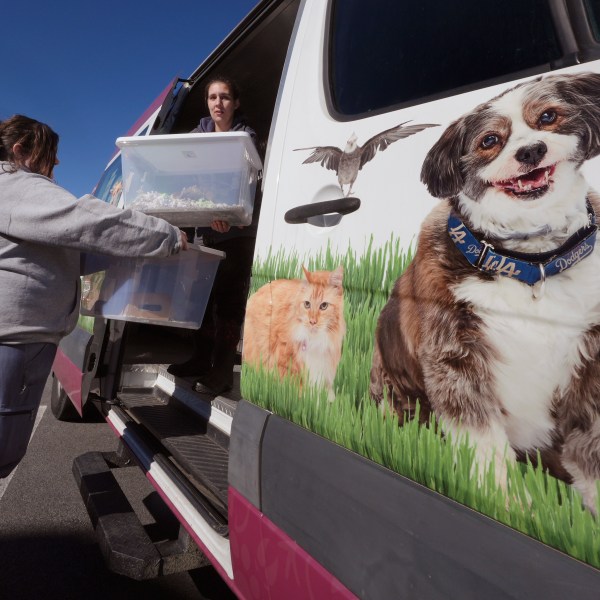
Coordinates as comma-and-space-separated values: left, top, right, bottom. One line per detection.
539, 110, 557, 125
481, 134, 499, 149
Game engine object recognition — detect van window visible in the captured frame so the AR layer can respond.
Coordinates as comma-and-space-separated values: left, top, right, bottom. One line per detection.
328, 0, 563, 117
93, 156, 122, 205
586, 0, 600, 40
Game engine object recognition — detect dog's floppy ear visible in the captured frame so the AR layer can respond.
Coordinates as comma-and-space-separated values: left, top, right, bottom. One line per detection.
420, 117, 468, 198
559, 72, 600, 160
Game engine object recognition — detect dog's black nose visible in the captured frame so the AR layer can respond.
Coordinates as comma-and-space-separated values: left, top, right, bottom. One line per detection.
516, 142, 547, 166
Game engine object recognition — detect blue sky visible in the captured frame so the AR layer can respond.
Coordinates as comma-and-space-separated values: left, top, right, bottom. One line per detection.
1, 0, 257, 197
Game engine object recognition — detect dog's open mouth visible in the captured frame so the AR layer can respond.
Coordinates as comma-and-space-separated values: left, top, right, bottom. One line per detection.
492, 164, 556, 199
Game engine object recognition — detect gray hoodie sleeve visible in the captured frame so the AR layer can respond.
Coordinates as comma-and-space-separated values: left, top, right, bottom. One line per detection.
0, 169, 182, 257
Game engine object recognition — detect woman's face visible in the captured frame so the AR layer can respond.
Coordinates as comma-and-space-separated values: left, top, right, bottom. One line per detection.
207, 82, 239, 132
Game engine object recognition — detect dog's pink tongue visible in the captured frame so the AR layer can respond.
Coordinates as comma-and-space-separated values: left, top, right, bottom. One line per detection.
498, 167, 549, 192
521, 168, 547, 186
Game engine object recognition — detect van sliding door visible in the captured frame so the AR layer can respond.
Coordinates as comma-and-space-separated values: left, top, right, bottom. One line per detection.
240, 0, 600, 596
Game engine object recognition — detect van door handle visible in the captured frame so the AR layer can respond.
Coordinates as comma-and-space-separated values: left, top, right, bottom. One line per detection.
284, 197, 361, 227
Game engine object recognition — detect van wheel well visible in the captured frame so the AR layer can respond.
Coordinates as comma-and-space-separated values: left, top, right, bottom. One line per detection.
50, 375, 81, 422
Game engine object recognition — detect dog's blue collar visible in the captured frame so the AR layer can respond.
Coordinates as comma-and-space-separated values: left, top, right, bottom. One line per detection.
447, 202, 597, 286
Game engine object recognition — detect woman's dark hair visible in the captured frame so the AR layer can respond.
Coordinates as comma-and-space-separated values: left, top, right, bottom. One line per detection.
204, 76, 241, 101
0, 115, 59, 177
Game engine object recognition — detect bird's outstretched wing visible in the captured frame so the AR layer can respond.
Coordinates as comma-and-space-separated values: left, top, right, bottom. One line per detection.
359, 122, 438, 169
294, 146, 343, 173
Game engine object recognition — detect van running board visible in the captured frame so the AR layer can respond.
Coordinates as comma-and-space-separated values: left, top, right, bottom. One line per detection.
117, 384, 230, 514
73, 403, 234, 580
73, 449, 210, 580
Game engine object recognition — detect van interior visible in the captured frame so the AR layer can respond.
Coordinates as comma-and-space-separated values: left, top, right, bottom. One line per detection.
111, 0, 302, 396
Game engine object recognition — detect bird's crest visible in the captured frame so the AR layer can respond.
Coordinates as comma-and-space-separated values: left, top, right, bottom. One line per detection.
345, 133, 358, 152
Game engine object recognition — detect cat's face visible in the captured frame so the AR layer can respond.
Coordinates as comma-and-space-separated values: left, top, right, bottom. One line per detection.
299, 285, 339, 329
242, 265, 346, 392
296, 266, 344, 333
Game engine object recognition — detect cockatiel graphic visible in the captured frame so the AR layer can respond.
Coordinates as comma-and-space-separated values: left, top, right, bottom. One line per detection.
295, 121, 438, 196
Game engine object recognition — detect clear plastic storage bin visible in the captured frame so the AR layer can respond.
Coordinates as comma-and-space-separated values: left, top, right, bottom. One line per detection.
116, 132, 262, 227
80, 245, 225, 329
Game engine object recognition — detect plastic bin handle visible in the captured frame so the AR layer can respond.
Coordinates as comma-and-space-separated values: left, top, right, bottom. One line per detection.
284, 197, 361, 227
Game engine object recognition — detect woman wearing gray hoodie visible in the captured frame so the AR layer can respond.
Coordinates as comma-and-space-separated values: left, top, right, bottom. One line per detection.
0, 114, 188, 478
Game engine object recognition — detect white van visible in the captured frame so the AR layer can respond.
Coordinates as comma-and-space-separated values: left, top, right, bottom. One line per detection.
53, 0, 600, 597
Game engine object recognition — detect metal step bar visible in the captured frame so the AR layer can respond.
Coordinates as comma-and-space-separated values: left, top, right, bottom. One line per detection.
74, 404, 234, 580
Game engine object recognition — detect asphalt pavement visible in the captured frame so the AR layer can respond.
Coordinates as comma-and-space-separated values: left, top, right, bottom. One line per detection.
0, 378, 237, 600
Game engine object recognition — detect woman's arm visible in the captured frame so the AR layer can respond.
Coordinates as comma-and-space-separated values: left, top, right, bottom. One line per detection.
0, 170, 185, 257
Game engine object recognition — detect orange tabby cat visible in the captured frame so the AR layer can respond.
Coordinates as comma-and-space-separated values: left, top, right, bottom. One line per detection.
243, 266, 346, 396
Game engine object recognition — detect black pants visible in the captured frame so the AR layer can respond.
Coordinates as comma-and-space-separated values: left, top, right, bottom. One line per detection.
193, 236, 255, 377
206, 236, 255, 328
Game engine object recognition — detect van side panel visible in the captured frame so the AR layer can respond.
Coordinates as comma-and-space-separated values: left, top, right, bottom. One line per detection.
52, 326, 94, 415
242, 0, 600, 584
229, 487, 356, 600
257, 414, 600, 600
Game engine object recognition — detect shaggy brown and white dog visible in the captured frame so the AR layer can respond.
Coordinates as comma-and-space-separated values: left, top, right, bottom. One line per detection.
370, 72, 600, 510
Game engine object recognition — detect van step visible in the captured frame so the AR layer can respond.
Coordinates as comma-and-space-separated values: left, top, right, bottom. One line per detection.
73, 450, 209, 580
118, 389, 229, 513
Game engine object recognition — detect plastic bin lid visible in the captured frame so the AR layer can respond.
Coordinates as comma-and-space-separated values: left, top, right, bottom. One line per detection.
188, 244, 226, 259
116, 132, 263, 171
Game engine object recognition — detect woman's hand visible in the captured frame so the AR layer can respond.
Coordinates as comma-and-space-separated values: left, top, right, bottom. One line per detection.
179, 229, 189, 250
110, 181, 123, 204
211, 220, 231, 233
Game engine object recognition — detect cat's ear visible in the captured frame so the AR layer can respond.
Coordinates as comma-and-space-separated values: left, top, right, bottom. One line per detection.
302, 265, 311, 281
329, 265, 344, 289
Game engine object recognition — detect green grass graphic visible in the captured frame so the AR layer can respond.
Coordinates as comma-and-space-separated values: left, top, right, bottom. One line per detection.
242, 236, 600, 569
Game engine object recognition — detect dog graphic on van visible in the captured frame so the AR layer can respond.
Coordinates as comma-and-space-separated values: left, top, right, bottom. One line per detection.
295, 122, 437, 196
370, 72, 600, 512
